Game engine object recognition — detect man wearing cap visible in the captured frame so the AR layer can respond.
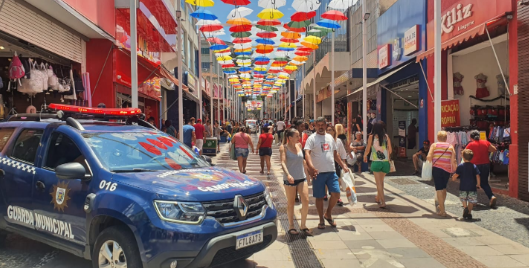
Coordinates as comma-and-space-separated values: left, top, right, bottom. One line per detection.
413, 140, 431, 176
194, 119, 206, 155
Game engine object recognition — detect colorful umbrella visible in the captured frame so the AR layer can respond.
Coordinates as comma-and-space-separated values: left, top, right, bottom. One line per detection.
231, 31, 252, 37
292, 0, 321, 12
293, 56, 308, 62
221, 0, 251, 5
256, 32, 277, 38
257, 19, 281, 26
199, 24, 224, 32
255, 38, 275, 45
232, 37, 252, 43
295, 50, 311, 56
197, 19, 222, 26
284, 24, 306, 32
227, 7, 253, 18
328, 0, 356, 10
206, 37, 225, 44
301, 42, 319, 49
258, 0, 287, 9
281, 32, 301, 39
307, 29, 327, 37
256, 25, 279, 32
257, 9, 284, 19
186, 0, 215, 6
234, 43, 252, 49
287, 20, 311, 28
316, 19, 341, 29
236, 55, 252, 60
321, 10, 348, 21
280, 38, 299, 43
229, 24, 252, 32
190, 10, 218, 20
303, 36, 322, 44
227, 17, 252, 25
210, 44, 229, 50
279, 43, 297, 49
291, 11, 317, 22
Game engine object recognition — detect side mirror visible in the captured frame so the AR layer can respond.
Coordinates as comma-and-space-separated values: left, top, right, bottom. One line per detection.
56, 163, 91, 180
201, 155, 214, 166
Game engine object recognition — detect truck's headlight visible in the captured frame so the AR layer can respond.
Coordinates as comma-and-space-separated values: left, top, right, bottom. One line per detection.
264, 188, 275, 209
154, 201, 206, 224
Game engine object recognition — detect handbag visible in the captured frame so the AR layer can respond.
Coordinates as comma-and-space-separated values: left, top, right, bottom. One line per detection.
421, 161, 433, 180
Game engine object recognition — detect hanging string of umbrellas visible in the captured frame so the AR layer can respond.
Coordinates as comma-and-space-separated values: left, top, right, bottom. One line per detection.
189, 0, 355, 107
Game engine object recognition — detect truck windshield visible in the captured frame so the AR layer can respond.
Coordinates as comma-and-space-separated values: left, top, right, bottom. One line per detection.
83, 132, 209, 172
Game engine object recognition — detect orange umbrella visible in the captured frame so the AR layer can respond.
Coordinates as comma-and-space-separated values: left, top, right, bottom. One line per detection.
227, 17, 252, 25
281, 32, 301, 39
301, 42, 319, 50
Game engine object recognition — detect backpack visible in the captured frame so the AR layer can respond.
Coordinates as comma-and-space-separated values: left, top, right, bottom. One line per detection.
9, 52, 25, 80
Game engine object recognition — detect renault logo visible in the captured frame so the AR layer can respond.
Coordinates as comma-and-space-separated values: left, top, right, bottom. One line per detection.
233, 195, 248, 220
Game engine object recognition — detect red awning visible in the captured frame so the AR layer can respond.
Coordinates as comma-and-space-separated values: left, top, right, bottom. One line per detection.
416, 14, 509, 62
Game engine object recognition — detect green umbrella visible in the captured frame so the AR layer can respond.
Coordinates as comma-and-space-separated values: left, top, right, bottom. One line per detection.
231, 31, 252, 38
236, 55, 252, 60
313, 26, 333, 33
287, 20, 311, 28
273, 57, 289, 61
256, 25, 279, 31
307, 29, 327, 37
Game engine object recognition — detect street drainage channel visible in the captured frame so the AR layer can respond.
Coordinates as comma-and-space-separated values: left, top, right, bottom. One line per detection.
263, 174, 324, 268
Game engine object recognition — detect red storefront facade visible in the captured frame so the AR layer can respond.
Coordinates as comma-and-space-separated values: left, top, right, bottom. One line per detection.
421, 0, 519, 198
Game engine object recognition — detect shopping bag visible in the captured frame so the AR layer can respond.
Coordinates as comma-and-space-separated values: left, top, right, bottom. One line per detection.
421, 161, 433, 180
230, 143, 236, 160
340, 172, 357, 206
389, 160, 396, 173
346, 151, 357, 166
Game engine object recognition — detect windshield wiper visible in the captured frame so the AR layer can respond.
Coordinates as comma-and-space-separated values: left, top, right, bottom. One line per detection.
111, 168, 157, 173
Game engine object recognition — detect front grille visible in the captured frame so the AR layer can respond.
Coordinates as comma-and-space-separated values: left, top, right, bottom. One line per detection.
202, 192, 266, 224
211, 235, 273, 266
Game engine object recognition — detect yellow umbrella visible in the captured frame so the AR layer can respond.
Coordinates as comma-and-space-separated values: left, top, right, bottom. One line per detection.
281, 32, 301, 39
217, 56, 232, 61
254, 67, 267, 71
301, 42, 319, 50
303, 36, 322, 45
279, 43, 297, 48
257, 9, 284, 19
185, 0, 214, 7
226, 17, 252, 25
293, 56, 308, 62
284, 65, 298, 71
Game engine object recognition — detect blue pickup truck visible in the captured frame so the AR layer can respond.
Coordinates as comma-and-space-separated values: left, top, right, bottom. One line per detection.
0, 104, 277, 268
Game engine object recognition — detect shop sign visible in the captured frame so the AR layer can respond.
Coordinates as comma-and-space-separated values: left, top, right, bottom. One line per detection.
404, 25, 420, 55
441, 3, 473, 35
378, 44, 390, 69
398, 121, 406, 137
187, 73, 196, 91
393, 38, 402, 62
441, 99, 460, 127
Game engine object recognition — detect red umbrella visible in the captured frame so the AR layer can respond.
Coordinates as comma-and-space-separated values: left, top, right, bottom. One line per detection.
255, 61, 270, 65
221, 63, 236, 68
229, 24, 252, 32
254, 74, 265, 78
321, 10, 347, 21
268, 69, 280, 73
257, 19, 281, 26
256, 32, 277, 38
207, 37, 225, 44
232, 37, 252, 44
291, 11, 316, 22
221, 0, 250, 5
284, 24, 306, 32
200, 24, 224, 32
280, 38, 299, 43
295, 50, 311, 56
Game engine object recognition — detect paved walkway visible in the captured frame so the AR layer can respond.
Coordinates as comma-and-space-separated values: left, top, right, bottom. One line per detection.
213, 134, 529, 268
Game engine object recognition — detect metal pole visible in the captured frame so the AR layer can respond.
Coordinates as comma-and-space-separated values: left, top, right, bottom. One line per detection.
331, 31, 335, 126
362, 0, 368, 142
294, 77, 297, 118
288, 81, 291, 122
313, 51, 317, 119
130, 0, 138, 108
209, 52, 213, 124
177, 10, 184, 140
434, 0, 442, 135
217, 63, 220, 124
197, 26, 202, 119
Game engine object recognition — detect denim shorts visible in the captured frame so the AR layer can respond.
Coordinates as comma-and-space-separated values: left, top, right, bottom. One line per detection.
312, 172, 340, 198
235, 148, 249, 158
259, 147, 272, 156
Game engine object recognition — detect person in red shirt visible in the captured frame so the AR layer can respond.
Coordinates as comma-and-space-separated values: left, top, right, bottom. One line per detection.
194, 119, 206, 155
465, 130, 498, 208
255, 125, 274, 175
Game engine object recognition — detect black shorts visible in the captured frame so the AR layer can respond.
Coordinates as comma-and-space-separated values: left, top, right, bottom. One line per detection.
284, 178, 306, 186
432, 167, 450, 190
259, 147, 272, 156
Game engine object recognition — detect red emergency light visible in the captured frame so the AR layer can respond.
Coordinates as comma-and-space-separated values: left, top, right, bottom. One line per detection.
49, 103, 142, 116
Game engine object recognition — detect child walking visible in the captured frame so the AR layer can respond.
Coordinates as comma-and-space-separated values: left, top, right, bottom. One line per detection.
452, 149, 481, 220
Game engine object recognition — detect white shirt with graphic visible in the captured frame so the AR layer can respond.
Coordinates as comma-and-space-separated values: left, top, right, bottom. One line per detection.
304, 133, 337, 173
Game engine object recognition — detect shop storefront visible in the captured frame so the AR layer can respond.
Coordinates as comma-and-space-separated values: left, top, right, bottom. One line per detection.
201, 77, 211, 122
0, 0, 88, 118
418, 0, 516, 197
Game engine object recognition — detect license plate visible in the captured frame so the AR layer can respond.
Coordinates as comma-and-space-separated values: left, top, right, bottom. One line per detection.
235, 230, 263, 250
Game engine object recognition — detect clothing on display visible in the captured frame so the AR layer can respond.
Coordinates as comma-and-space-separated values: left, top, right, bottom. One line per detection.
474, 73, 490, 99
496, 74, 508, 96
453, 72, 464, 96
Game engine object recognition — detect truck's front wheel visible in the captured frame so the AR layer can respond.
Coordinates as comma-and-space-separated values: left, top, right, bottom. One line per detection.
92, 226, 142, 268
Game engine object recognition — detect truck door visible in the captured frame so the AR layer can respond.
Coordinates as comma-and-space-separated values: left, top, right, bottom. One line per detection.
0, 128, 43, 232
32, 131, 91, 245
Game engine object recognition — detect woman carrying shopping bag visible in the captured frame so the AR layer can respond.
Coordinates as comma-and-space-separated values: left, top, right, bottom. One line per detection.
280, 128, 311, 236
364, 122, 392, 208
426, 131, 457, 217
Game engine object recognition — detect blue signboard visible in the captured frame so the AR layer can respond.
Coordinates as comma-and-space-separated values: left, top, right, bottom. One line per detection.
376, 0, 427, 75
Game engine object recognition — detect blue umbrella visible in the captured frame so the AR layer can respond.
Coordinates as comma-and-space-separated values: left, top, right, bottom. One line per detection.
190, 10, 218, 20
254, 71, 267, 74
234, 51, 252, 56
254, 56, 270, 61
224, 70, 236, 74
277, 47, 295, 51
210, 44, 228, 50
239, 67, 252, 72
255, 38, 275, 45
316, 19, 341, 29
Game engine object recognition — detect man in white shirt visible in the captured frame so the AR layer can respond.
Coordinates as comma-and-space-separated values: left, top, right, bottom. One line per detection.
305, 117, 349, 229
276, 119, 286, 145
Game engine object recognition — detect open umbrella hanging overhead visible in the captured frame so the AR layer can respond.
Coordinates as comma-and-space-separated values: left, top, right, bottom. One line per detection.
229, 24, 252, 32
287, 20, 311, 28
227, 6, 253, 18
321, 10, 348, 21
291, 0, 321, 12
232, 37, 252, 43
186, 0, 215, 6
227, 17, 252, 25
316, 19, 341, 29
257, 19, 281, 26
200, 24, 224, 32
221, 0, 251, 5
190, 10, 218, 20
206, 37, 225, 44
231, 31, 252, 38
291, 11, 316, 22
197, 19, 222, 26
257, 8, 284, 19
256, 32, 277, 38
328, 0, 356, 10
258, 0, 287, 9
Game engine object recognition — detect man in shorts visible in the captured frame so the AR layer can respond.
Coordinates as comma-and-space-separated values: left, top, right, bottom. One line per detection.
194, 119, 206, 155
305, 117, 349, 229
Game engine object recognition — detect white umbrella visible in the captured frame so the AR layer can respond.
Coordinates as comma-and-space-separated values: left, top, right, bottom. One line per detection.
209, 31, 226, 36
234, 43, 252, 49
227, 7, 253, 18
328, 0, 357, 10
292, 0, 321, 12
258, 0, 287, 9
215, 52, 232, 57
197, 19, 222, 26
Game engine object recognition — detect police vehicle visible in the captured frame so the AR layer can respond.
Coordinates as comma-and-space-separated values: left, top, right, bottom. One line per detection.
0, 104, 277, 268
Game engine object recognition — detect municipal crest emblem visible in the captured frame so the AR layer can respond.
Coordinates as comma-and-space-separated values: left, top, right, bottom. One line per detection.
56, 188, 66, 205
50, 181, 71, 212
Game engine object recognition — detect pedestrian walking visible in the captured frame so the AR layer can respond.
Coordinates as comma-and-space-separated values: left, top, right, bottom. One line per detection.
364, 122, 393, 208
465, 130, 498, 208
326, 125, 347, 206
165, 120, 177, 138
213, 120, 221, 153
194, 119, 206, 155
426, 131, 457, 217
351, 132, 366, 173
280, 128, 312, 236
305, 117, 349, 229
230, 127, 254, 174
182, 118, 196, 148
230, 122, 239, 136
255, 125, 273, 175
276, 118, 286, 145
205, 119, 212, 138
452, 149, 481, 220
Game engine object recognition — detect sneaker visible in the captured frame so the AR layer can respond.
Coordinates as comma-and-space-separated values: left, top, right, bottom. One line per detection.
463, 207, 469, 219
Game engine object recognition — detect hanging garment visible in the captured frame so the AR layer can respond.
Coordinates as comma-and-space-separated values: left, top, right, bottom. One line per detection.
453, 72, 464, 95
503, 150, 509, 165
475, 73, 490, 99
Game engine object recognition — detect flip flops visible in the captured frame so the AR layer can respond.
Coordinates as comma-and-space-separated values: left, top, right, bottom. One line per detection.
323, 215, 337, 227
288, 229, 299, 235
301, 228, 313, 236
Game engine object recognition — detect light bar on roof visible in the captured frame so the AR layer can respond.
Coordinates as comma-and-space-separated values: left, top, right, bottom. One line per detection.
49, 104, 142, 116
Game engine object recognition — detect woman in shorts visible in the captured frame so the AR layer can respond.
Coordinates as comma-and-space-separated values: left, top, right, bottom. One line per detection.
255, 125, 273, 175
230, 127, 254, 174
364, 122, 392, 208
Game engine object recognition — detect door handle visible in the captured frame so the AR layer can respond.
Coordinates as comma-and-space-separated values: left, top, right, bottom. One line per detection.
0, 169, 4, 179
36, 181, 46, 192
